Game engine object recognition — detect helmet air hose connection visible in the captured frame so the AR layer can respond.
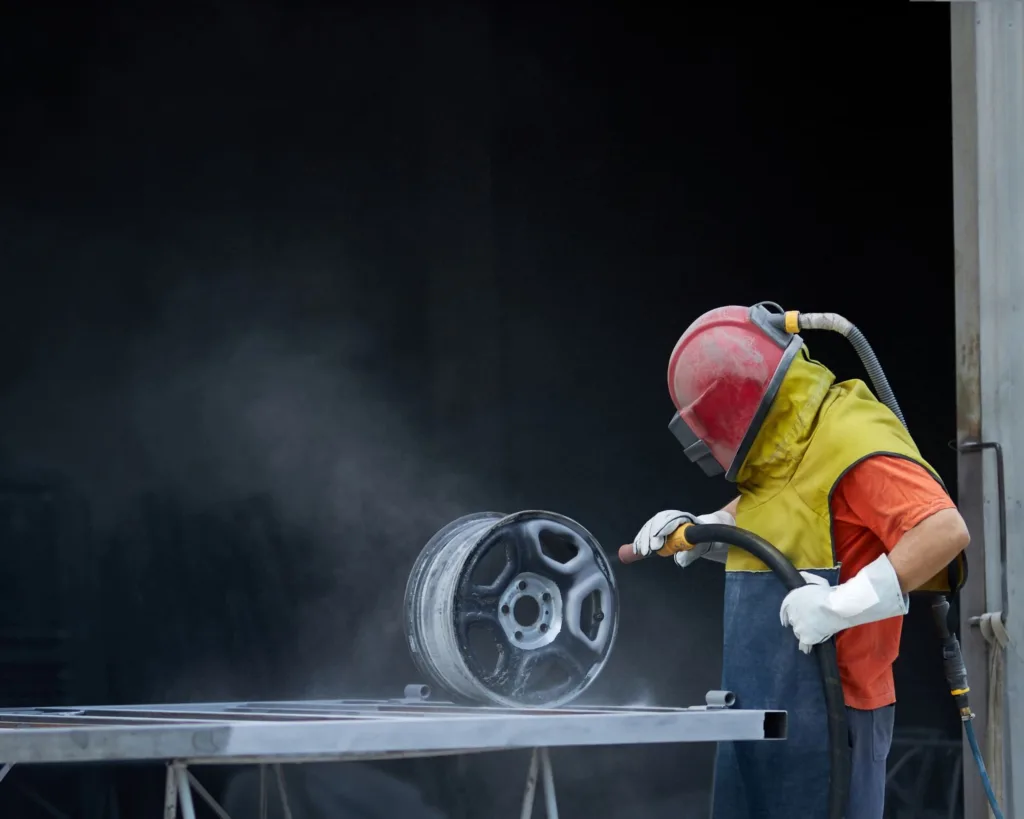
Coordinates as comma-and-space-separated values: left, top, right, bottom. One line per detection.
766, 310, 908, 430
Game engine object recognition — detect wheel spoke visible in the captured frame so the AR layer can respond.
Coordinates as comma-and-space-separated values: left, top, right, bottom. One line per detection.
508, 523, 547, 573
506, 639, 593, 703
483, 643, 521, 688
464, 541, 520, 598
562, 574, 614, 652
545, 634, 599, 678
455, 594, 504, 632
455, 599, 513, 681
509, 647, 543, 694
513, 520, 596, 578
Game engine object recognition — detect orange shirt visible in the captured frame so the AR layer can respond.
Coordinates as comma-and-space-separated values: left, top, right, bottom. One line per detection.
829, 455, 956, 710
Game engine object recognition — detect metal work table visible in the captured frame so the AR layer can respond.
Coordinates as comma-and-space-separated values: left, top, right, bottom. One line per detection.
0, 697, 787, 818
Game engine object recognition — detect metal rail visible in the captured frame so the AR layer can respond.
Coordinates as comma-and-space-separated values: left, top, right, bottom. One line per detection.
0, 697, 787, 818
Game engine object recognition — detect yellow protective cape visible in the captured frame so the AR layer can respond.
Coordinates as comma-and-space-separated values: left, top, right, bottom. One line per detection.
729, 346, 965, 594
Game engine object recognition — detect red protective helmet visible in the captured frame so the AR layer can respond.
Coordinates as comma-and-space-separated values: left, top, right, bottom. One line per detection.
666, 302, 803, 481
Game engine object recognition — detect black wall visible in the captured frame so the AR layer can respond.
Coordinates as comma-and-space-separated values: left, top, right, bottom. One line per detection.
0, 2, 957, 816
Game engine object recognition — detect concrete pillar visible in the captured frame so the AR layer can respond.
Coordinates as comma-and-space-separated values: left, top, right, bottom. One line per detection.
951, 3, 1024, 816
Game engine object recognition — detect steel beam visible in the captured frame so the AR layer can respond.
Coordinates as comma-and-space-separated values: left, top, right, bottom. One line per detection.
0, 699, 785, 766
950, 3, 1024, 817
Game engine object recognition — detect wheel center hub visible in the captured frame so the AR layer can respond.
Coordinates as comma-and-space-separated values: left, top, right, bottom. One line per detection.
498, 572, 562, 650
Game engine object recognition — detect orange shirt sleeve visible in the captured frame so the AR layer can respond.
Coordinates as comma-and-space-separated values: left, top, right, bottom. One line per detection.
831, 455, 956, 552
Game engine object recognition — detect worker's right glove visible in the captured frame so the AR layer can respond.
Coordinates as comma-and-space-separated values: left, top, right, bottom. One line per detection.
779, 554, 910, 654
631, 509, 736, 568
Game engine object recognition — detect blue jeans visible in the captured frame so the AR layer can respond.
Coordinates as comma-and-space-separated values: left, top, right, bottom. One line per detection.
846, 705, 896, 819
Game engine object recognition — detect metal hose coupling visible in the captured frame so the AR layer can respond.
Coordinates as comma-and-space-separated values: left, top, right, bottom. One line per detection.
932, 597, 974, 720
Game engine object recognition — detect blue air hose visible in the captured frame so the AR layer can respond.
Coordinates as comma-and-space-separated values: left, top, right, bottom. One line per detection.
965, 719, 1004, 819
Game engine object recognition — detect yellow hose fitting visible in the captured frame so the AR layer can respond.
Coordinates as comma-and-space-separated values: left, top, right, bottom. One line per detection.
784, 310, 800, 334
657, 522, 695, 557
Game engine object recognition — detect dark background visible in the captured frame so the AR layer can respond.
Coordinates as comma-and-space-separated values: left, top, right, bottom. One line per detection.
0, 2, 960, 817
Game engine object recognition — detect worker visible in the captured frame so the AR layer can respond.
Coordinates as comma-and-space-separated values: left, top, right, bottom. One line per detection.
629, 305, 970, 819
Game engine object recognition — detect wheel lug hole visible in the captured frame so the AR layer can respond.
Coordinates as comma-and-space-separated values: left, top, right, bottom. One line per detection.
542, 592, 551, 602
539, 623, 549, 633
514, 630, 524, 641
501, 604, 510, 615
518, 581, 527, 591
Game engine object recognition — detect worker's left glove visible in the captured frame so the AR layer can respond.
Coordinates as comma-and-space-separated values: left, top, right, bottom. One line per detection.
779, 554, 910, 654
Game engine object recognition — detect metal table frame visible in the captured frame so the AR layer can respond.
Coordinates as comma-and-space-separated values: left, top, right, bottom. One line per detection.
0, 696, 787, 818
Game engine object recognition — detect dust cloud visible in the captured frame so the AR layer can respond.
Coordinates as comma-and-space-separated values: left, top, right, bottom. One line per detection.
0, 264, 492, 702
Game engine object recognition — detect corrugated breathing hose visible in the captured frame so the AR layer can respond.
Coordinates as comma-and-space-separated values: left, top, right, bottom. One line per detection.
789, 311, 908, 429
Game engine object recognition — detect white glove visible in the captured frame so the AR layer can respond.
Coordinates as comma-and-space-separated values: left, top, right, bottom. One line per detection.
779, 554, 910, 654
631, 509, 736, 568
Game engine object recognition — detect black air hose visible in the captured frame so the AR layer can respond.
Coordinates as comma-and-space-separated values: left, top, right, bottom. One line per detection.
686, 522, 851, 819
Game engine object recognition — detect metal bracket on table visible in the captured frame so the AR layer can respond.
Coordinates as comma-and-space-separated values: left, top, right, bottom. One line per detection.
164, 761, 292, 819
402, 683, 433, 703
704, 690, 736, 710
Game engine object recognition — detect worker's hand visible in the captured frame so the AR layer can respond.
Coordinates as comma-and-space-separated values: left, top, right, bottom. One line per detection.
631, 509, 735, 567
780, 556, 910, 654
631, 510, 698, 559
779, 574, 838, 654
671, 509, 736, 568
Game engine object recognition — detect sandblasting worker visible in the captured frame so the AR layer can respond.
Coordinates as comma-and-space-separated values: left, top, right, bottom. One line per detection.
628, 304, 970, 819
